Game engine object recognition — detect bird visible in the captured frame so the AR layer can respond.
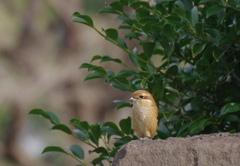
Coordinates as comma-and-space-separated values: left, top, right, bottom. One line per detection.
129, 90, 158, 140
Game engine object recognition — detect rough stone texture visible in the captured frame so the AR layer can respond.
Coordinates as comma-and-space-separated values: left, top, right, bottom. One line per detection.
112, 133, 240, 166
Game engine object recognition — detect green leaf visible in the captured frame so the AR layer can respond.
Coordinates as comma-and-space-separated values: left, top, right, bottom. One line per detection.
195, 23, 203, 35
191, 6, 198, 26
114, 136, 132, 147
98, 7, 120, 15
100, 55, 122, 64
118, 70, 137, 77
119, 117, 132, 135
84, 73, 106, 81
220, 103, 240, 115
120, 0, 128, 6
192, 43, 206, 58
45, 111, 60, 124
68, 145, 84, 159
51, 124, 72, 134
199, 118, 212, 130
93, 147, 109, 155
236, 20, 240, 35
142, 41, 155, 58
114, 103, 132, 110
195, 58, 209, 73
73, 129, 89, 141
72, 15, 94, 27
102, 122, 122, 136
79, 63, 94, 69
90, 55, 102, 62
206, 5, 225, 18
110, 1, 124, 12
166, 65, 178, 76
166, 92, 177, 104
163, 24, 175, 38
177, 122, 190, 137
199, 0, 221, 3
213, 47, 227, 62
223, 115, 240, 123
70, 118, 89, 131
28, 109, 51, 120
174, 8, 187, 20
105, 28, 118, 42
191, 97, 204, 112
89, 124, 101, 146
189, 119, 202, 135
118, 37, 128, 49
142, 21, 151, 34
124, 32, 140, 40
42, 146, 68, 155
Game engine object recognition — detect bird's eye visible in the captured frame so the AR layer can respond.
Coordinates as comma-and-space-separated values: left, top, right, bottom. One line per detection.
139, 95, 144, 98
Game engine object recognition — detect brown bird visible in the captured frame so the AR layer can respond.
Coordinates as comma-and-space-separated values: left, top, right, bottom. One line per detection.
130, 90, 158, 140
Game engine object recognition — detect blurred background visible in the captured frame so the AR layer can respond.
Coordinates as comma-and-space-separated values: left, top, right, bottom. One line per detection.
0, 0, 136, 165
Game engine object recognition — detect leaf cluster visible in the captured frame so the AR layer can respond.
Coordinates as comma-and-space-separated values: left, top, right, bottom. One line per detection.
28, 109, 134, 165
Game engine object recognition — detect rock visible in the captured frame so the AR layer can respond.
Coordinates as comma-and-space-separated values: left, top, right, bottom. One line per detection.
112, 133, 240, 166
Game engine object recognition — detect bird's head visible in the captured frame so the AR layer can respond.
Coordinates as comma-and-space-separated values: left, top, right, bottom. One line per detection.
130, 90, 156, 107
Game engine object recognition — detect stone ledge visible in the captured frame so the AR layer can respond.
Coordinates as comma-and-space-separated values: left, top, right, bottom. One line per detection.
112, 133, 240, 166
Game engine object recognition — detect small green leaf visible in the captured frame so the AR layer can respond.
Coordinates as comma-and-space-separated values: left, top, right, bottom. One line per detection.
142, 41, 155, 58
213, 47, 227, 62
28, 109, 51, 120
191, 6, 198, 26
206, 5, 225, 18
142, 21, 151, 34
42, 146, 68, 154
118, 37, 128, 49
174, 8, 187, 20
119, 117, 132, 135
73, 129, 89, 141
72, 15, 94, 27
192, 43, 206, 58
89, 125, 101, 146
102, 122, 122, 136
79, 63, 94, 69
110, 1, 123, 12
236, 20, 240, 35
189, 119, 202, 135
90, 55, 102, 62
100, 55, 122, 64
114, 103, 132, 110
51, 124, 72, 134
93, 147, 109, 155
114, 136, 132, 147
84, 73, 106, 81
98, 7, 120, 15
223, 115, 240, 123
195, 23, 203, 35
163, 24, 175, 38
199, 118, 212, 130
68, 145, 84, 159
45, 111, 60, 124
220, 103, 240, 115
166, 65, 178, 76
117, 70, 137, 77
70, 118, 89, 131
177, 122, 190, 137
124, 32, 140, 40
105, 28, 118, 42
166, 92, 177, 104
199, 0, 221, 3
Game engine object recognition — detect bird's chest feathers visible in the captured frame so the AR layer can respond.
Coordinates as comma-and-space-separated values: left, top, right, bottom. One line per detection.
132, 100, 153, 120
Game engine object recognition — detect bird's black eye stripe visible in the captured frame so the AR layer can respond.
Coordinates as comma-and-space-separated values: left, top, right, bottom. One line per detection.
139, 95, 144, 98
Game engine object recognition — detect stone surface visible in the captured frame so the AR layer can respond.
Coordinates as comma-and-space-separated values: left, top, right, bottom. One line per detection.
112, 133, 240, 166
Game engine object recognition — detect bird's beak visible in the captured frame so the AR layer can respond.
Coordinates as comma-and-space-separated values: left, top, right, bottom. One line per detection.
129, 97, 135, 103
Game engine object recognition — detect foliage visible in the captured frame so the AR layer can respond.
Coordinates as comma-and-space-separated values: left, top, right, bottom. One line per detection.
29, 0, 240, 165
